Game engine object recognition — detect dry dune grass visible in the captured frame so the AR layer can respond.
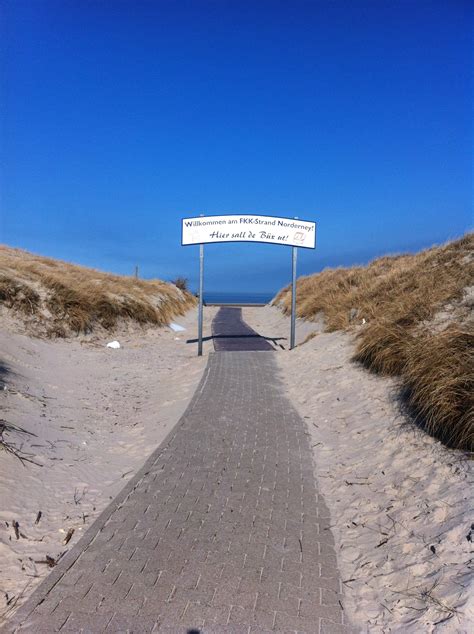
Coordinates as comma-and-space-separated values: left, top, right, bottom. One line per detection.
274, 234, 474, 450
0, 245, 196, 337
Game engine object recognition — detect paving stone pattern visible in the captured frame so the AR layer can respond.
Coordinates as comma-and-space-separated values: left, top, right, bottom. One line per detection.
212, 307, 275, 351
5, 343, 353, 632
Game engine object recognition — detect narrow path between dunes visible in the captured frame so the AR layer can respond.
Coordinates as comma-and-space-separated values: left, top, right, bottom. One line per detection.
212, 306, 275, 351
4, 314, 352, 633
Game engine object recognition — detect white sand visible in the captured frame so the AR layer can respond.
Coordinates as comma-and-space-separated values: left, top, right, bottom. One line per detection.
0, 306, 218, 622
244, 306, 473, 633
2, 305, 472, 632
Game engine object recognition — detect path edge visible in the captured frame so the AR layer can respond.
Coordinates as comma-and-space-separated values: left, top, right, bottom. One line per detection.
2, 355, 214, 633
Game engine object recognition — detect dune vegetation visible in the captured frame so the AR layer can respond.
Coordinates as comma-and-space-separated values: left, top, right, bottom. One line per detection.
274, 234, 473, 451
0, 246, 196, 337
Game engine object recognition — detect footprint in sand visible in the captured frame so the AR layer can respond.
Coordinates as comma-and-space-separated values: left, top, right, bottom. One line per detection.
341, 545, 361, 563
410, 562, 431, 577
432, 506, 448, 523
402, 542, 417, 554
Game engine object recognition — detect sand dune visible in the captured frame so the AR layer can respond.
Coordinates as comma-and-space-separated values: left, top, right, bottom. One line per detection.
1, 303, 472, 632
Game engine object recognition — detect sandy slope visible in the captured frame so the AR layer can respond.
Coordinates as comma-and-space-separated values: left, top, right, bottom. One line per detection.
244, 306, 473, 633
0, 307, 217, 622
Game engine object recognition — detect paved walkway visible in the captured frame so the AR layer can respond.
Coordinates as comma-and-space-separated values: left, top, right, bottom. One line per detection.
4, 313, 351, 633
212, 308, 275, 352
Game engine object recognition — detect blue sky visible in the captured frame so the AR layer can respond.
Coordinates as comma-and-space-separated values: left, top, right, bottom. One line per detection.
1, 0, 472, 293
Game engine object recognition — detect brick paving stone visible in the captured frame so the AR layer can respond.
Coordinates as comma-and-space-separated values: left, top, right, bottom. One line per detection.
3, 308, 355, 633
319, 619, 356, 634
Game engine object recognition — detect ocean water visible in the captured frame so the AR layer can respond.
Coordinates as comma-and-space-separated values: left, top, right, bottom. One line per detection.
203, 291, 275, 305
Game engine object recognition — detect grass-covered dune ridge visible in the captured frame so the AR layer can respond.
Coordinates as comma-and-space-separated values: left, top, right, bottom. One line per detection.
0, 246, 196, 337
274, 234, 473, 451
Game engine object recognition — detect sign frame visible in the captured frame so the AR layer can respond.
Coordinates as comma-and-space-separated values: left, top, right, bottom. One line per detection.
181, 213, 317, 355
181, 213, 316, 250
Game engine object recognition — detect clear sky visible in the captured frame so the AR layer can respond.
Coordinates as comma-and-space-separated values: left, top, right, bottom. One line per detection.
1, 0, 472, 293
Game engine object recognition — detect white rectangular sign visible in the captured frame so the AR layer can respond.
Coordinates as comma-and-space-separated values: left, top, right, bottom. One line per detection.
182, 214, 316, 249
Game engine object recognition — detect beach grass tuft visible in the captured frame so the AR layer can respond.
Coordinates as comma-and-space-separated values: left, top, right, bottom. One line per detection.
274, 233, 473, 450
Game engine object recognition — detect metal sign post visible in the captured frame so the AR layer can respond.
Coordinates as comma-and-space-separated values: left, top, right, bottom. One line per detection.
290, 215, 299, 350
290, 245, 298, 350
198, 242, 204, 356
